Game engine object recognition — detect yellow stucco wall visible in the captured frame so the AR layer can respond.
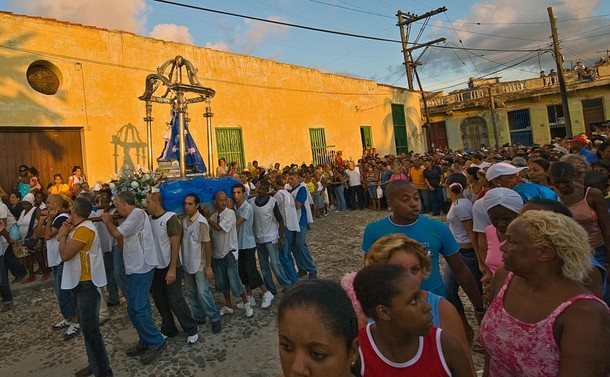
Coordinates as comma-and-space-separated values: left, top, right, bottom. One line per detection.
0, 12, 423, 184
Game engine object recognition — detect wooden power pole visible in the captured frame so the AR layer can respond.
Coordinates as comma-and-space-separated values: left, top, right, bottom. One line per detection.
548, 7, 573, 138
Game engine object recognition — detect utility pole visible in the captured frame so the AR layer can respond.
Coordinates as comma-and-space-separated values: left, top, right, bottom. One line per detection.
397, 7, 446, 91
548, 7, 573, 138
397, 7, 446, 152
488, 86, 500, 147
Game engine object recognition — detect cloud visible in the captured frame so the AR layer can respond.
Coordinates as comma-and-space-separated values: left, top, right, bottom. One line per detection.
418, 0, 610, 90
241, 16, 289, 55
149, 23, 193, 44
206, 42, 230, 52
11, 0, 148, 33
203, 16, 288, 57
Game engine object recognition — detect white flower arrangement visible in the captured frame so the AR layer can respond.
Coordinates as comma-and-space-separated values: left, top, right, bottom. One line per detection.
113, 165, 156, 207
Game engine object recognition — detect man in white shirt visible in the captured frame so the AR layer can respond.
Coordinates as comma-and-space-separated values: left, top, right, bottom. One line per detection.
250, 180, 291, 300
102, 191, 166, 365
207, 191, 253, 318
146, 192, 199, 344
232, 183, 273, 309
273, 174, 300, 285
181, 193, 222, 334
346, 161, 365, 210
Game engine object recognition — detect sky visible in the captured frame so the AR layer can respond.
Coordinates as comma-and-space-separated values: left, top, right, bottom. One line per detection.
1, 0, 609, 93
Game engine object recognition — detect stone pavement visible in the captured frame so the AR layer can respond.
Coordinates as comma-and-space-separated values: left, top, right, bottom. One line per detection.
0, 209, 484, 376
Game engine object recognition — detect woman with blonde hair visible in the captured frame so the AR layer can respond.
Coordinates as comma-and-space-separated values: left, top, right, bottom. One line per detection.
342, 233, 471, 366
481, 210, 610, 377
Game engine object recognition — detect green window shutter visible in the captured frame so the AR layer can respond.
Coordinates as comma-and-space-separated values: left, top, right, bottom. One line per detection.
215, 128, 245, 170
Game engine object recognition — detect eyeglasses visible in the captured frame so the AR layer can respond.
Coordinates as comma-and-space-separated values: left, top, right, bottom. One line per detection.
19, 169, 27, 172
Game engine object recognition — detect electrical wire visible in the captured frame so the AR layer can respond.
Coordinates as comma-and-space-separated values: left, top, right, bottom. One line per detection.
152, 0, 549, 53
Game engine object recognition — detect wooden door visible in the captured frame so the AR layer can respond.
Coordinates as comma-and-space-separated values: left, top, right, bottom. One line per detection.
0, 128, 83, 194
582, 99, 605, 135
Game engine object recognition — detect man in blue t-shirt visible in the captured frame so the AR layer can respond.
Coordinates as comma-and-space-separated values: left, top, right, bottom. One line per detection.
361, 180, 484, 313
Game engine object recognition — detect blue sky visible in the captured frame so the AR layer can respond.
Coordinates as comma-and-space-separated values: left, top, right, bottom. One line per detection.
2, 0, 610, 92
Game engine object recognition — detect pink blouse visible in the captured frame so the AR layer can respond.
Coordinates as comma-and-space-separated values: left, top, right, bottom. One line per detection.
484, 225, 504, 273
480, 272, 608, 377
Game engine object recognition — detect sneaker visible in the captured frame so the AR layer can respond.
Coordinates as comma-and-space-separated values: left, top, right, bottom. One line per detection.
261, 291, 274, 309
219, 306, 234, 316
187, 333, 198, 345
211, 320, 222, 334
64, 323, 81, 340
140, 340, 167, 365
125, 344, 148, 357
237, 295, 257, 309
244, 302, 254, 318
53, 319, 71, 330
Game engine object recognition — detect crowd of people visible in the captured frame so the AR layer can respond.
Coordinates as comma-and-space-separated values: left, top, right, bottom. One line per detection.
1, 128, 610, 376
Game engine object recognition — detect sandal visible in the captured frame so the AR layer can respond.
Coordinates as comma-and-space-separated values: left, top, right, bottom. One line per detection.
21, 275, 36, 284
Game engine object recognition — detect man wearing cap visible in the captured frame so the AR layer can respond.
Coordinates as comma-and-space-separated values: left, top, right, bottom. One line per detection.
570, 136, 597, 164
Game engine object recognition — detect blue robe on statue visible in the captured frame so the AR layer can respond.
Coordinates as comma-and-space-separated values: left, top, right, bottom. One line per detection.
157, 110, 207, 173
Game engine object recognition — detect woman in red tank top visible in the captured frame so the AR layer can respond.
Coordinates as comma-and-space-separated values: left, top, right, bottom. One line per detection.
353, 264, 474, 377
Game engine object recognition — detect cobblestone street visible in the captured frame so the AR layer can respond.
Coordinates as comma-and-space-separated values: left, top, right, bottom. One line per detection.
0, 209, 483, 376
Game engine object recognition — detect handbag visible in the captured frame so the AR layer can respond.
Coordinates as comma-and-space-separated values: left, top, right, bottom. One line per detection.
9, 224, 21, 241
376, 185, 383, 198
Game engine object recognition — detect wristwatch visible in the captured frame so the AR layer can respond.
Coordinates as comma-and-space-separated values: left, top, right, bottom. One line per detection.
57, 234, 67, 241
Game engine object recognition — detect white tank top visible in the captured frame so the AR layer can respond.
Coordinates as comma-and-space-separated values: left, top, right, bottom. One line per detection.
150, 211, 176, 269
61, 221, 107, 289
275, 190, 300, 232
180, 213, 208, 274
250, 197, 279, 244
46, 213, 69, 267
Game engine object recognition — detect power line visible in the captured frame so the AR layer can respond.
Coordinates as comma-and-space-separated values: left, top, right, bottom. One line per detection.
152, 0, 548, 53
153, 0, 401, 43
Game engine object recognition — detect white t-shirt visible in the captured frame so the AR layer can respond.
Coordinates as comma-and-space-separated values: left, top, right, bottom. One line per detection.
346, 167, 361, 187
447, 199, 473, 244
210, 209, 239, 260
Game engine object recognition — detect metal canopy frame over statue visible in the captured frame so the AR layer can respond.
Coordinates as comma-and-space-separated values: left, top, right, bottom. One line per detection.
139, 56, 215, 178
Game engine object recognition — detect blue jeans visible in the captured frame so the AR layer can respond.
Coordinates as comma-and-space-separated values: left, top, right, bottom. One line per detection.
52, 263, 76, 319
334, 185, 347, 211
4, 244, 27, 280
126, 270, 164, 348
211, 252, 246, 297
257, 241, 291, 294
418, 189, 431, 213
293, 224, 317, 276
112, 244, 129, 302
0, 254, 12, 303
184, 269, 221, 323
103, 252, 120, 305
73, 281, 112, 376
428, 187, 445, 215
280, 231, 299, 285
443, 249, 482, 315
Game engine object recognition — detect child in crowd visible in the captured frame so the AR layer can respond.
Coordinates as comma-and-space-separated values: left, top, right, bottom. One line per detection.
353, 263, 474, 377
